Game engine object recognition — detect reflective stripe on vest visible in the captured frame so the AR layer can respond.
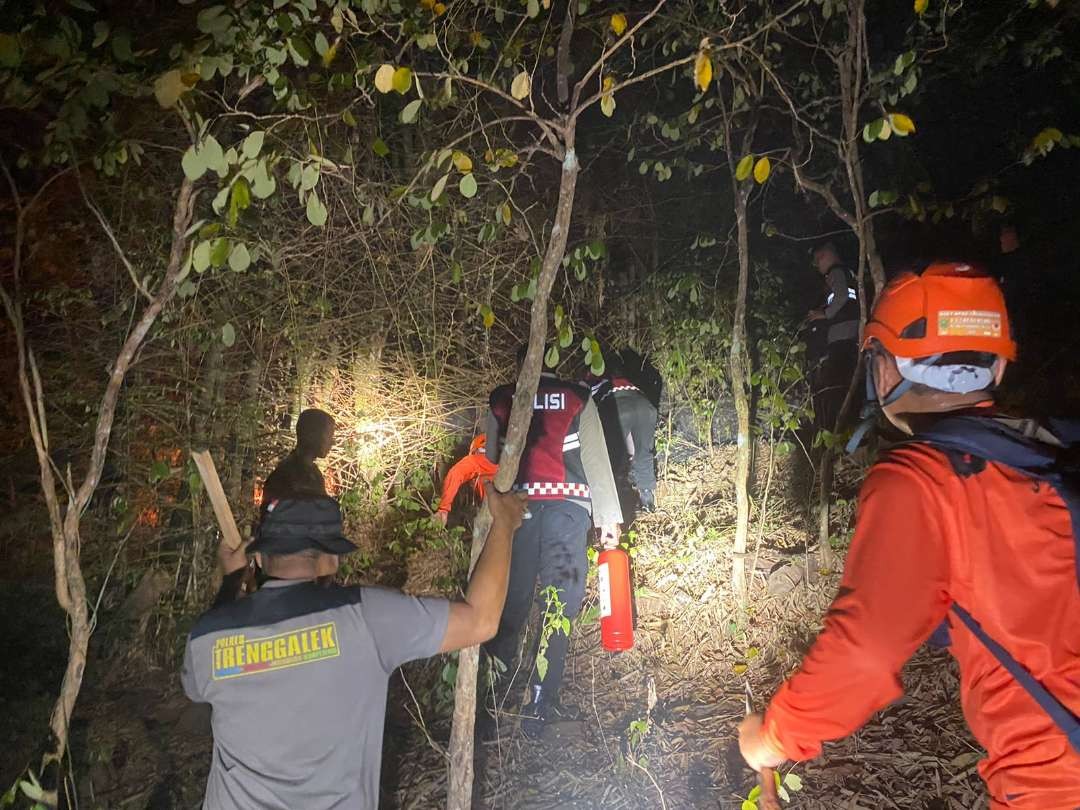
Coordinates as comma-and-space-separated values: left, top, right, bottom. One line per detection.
826, 287, 857, 306
514, 482, 591, 499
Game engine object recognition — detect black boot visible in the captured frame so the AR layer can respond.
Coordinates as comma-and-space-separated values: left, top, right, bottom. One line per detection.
521, 685, 580, 739
638, 488, 656, 513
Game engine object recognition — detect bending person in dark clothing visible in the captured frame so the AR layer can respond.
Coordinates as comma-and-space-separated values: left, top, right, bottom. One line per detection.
261, 408, 335, 507
588, 350, 660, 513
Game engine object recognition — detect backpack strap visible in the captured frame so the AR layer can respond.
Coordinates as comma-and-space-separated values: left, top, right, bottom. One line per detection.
951, 603, 1080, 755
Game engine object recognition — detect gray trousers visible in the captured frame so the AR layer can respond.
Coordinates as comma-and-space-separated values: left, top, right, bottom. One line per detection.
603, 391, 658, 494
486, 500, 590, 702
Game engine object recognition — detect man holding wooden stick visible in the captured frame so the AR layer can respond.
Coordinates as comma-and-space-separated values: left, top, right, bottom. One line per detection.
181, 484, 525, 809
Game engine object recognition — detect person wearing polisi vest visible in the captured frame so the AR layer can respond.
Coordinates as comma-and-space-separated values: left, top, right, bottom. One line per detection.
484, 349, 623, 737
739, 262, 1080, 808
182, 490, 526, 809
806, 242, 861, 431
586, 351, 659, 513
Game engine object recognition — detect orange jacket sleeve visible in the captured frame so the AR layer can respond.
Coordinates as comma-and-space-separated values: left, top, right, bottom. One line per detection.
764, 460, 953, 761
437, 454, 498, 514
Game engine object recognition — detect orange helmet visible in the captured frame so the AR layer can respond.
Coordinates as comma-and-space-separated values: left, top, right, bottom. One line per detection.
862, 262, 1016, 361
469, 434, 487, 454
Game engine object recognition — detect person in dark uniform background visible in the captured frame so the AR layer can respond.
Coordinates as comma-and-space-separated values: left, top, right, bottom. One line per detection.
806, 242, 860, 432
261, 408, 335, 507
182, 488, 526, 809
484, 348, 623, 736
587, 349, 660, 513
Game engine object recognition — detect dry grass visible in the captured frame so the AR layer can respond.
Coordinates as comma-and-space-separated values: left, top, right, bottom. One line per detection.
389, 446, 984, 809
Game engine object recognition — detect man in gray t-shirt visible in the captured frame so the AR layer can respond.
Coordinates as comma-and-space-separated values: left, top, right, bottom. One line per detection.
183, 489, 525, 809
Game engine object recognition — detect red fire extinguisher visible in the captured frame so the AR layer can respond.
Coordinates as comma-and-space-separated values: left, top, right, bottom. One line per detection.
598, 548, 634, 651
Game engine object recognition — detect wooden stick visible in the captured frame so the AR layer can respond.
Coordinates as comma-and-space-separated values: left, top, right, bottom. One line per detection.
191, 449, 243, 551
758, 767, 782, 810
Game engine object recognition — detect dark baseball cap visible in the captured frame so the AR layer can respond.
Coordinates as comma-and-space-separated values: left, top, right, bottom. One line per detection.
249, 498, 357, 556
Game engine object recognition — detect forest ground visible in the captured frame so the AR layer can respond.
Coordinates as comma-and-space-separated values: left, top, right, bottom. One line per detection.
0, 448, 987, 810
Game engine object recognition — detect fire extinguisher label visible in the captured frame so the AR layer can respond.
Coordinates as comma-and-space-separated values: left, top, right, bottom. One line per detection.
598, 562, 612, 619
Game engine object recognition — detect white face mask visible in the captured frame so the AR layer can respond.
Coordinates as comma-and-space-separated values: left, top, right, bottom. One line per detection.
895, 355, 995, 394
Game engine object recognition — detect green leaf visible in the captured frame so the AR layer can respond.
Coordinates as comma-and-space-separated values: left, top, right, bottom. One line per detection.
153, 69, 188, 108
300, 163, 320, 191
545, 344, 559, 368
111, 29, 133, 62
251, 160, 276, 199
459, 173, 477, 198
197, 6, 225, 32
228, 177, 251, 227
392, 66, 412, 94
289, 37, 312, 67
91, 21, 109, 47
192, 240, 212, 273
221, 322, 236, 348
527, 0, 540, 17
242, 131, 265, 159
228, 242, 251, 272
210, 238, 231, 268
479, 304, 495, 329
400, 99, 422, 124
211, 184, 230, 215
306, 192, 328, 226
149, 460, 171, 484
748, 785, 762, 801
0, 34, 20, 68
558, 324, 572, 348
314, 31, 329, 56
535, 652, 548, 681
783, 772, 803, 791
181, 145, 206, 181
201, 135, 227, 177
431, 173, 449, 202
587, 240, 605, 259
865, 117, 888, 142
67, 0, 95, 10
741, 801, 756, 810
372, 138, 390, 157
735, 154, 754, 181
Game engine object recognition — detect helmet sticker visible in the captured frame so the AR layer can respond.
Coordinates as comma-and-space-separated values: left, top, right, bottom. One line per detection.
937, 310, 1002, 338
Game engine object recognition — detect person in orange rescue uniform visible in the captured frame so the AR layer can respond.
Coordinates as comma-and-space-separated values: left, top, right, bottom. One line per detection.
433, 435, 498, 526
739, 262, 1080, 809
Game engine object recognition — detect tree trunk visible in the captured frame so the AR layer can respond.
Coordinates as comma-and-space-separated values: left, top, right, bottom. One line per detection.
229, 329, 265, 508
0, 173, 194, 802
446, 139, 581, 810
729, 186, 752, 602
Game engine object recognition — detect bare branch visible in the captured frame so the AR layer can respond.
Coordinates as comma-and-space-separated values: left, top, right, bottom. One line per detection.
70, 158, 153, 302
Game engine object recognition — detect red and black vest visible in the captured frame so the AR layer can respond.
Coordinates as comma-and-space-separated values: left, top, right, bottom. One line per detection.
490, 374, 592, 501
585, 373, 640, 402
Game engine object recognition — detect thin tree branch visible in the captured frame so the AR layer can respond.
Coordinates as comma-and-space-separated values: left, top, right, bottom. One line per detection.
70, 157, 153, 302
